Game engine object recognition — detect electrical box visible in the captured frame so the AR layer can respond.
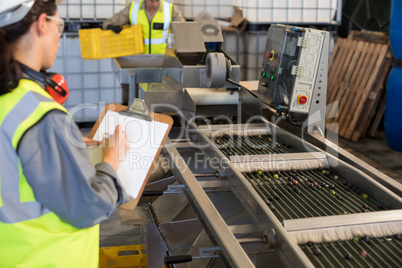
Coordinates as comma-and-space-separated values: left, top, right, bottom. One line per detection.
257, 24, 329, 115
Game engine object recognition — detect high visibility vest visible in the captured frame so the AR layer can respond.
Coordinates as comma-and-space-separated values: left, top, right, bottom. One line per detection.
129, 0, 172, 54
0, 79, 99, 268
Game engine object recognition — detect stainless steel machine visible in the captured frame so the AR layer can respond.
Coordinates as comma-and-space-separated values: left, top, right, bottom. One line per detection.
111, 20, 240, 105
114, 24, 402, 267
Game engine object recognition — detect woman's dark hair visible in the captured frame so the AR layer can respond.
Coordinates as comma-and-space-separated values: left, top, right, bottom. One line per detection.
0, 0, 57, 95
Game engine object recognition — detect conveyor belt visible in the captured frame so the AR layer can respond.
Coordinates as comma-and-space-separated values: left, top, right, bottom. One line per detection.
213, 134, 298, 156
157, 112, 402, 267
243, 169, 388, 221
300, 236, 402, 268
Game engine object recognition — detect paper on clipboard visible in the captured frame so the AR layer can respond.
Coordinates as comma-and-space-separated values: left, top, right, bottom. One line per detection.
91, 110, 169, 199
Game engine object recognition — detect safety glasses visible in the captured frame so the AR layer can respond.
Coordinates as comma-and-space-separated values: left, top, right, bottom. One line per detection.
46, 16, 64, 36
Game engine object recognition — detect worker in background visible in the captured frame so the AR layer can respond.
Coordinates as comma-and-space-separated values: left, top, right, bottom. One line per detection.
103, 0, 185, 54
0, 0, 130, 267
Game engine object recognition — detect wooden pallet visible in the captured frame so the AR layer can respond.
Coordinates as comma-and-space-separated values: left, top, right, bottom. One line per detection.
368, 93, 386, 137
348, 30, 390, 45
325, 35, 392, 141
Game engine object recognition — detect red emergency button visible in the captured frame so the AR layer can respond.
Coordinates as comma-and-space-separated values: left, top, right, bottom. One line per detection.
266, 51, 271, 59
298, 95, 308, 105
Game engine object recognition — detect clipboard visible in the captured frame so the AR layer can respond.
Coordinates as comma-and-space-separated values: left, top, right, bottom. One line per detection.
87, 99, 173, 209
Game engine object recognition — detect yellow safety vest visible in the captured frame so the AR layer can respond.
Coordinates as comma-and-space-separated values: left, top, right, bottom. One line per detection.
129, 0, 173, 54
0, 79, 99, 268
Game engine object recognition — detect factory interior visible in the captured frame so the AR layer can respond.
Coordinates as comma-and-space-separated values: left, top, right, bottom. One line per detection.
4, 0, 402, 267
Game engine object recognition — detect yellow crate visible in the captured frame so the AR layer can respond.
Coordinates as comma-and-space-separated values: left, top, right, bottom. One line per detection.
79, 25, 144, 60
99, 245, 147, 268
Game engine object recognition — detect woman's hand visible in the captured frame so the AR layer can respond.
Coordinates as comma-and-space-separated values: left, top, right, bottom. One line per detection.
101, 125, 129, 171
82, 137, 101, 147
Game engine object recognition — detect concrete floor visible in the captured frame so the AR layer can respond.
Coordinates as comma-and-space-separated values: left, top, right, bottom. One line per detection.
100, 209, 143, 247
335, 130, 402, 185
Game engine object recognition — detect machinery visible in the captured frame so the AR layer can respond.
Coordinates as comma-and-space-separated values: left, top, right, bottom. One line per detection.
113, 23, 402, 267
256, 24, 329, 134
111, 20, 240, 105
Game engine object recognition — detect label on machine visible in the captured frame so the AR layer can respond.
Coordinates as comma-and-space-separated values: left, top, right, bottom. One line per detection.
289, 30, 324, 113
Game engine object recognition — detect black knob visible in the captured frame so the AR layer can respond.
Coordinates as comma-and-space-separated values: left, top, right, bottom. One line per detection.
164, 255, 193, 264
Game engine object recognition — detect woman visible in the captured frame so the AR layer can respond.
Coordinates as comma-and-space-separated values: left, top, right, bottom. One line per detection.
0, 1, 130, 267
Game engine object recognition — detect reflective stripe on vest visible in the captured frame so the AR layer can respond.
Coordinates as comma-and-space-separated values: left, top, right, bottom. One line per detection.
0, 79, 99, 268
129, 0, 172, 54
0, 79, 66, 220
0, 90, 54, 221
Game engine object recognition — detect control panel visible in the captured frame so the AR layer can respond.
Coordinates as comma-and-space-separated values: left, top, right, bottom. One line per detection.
257, 24, 328, 115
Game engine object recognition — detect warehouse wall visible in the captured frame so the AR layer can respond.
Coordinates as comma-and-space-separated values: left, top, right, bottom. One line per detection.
58, 0, 127, 20
337, 0, 390, 37
233, 0, 339, 24
50, 36, 123, 122
221, 31, 269, 81
174, 0, 234, 19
